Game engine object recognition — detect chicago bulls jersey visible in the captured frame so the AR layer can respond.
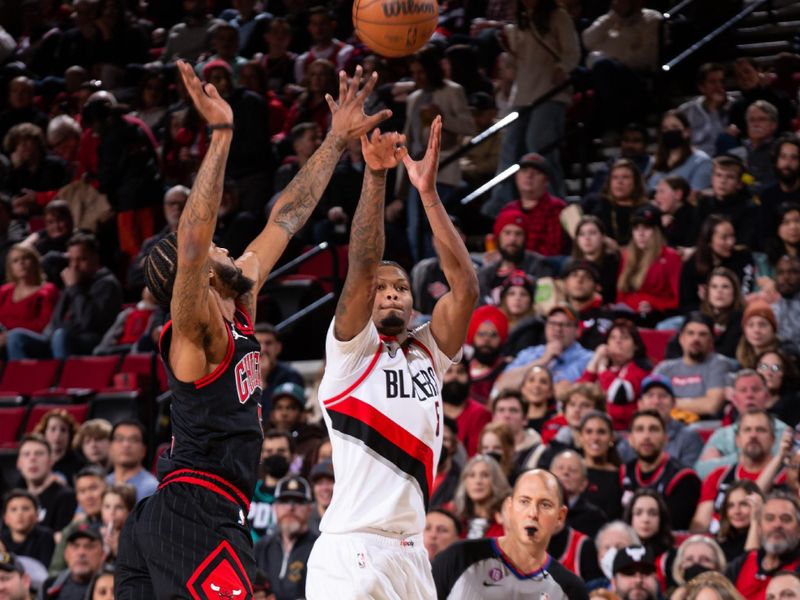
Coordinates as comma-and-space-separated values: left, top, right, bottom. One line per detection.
159, 305, 263, 498
317, 319, 458, 536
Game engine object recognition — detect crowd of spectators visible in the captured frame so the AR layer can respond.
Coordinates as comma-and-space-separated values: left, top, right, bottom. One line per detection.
0, 0, 799, 598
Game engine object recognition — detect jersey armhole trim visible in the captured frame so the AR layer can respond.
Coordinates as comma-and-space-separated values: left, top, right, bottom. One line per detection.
235, 302, 255, 334
321, 343, 383, 407
195, 323, 235, 389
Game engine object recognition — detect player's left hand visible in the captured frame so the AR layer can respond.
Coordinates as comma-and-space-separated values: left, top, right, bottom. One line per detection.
326, 65, 392, 144
361, 128, 407, 171
403, 115, 441, 195
176, 60, 233, 126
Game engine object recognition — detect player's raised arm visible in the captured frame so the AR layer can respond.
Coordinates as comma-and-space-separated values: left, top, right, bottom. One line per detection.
240, 66, 392, 295
403, 116, 479, 358
170, 60, 233, 347
333, 129, 407, 342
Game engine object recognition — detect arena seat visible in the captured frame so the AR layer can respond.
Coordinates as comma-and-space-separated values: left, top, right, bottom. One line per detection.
31, 355, 121, 400
0, 359, 61, 400
640, 329, 675, 363
23, 403, 89, 434
88, 391, 141, 425
0, 408, 27, 449
297, 244, 348, 293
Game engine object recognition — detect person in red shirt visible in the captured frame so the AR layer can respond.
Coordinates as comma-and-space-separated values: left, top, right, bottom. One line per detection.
0, 244, 59, 340
441, 359, 492, 457
498, 152, 567, 257
616, 204, 682, 326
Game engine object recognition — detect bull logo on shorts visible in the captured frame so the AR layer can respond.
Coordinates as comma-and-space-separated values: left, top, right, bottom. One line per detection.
186, 540, 253, 600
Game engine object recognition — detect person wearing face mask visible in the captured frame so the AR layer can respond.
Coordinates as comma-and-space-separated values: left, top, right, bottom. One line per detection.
441, 360, 491, 457
249, 431, 294, 543
465, 306, 511, 405
646, 110, 712, 194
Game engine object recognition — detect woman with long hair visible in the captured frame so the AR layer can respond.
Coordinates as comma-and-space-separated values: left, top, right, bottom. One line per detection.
681, 215, 757, 311
756, 349, 800, 427
86, 565, 115, 600
571, 215, 620, 304
736, 301, 798, 369
100, 484, 136, 563
616, 205, 682, 324
477, 422, 516, 484
624, 488, 674, 560
579, 319, 652, 431
577, 411, 622, 520
647, 110, 712, 193
498, 270, 537, 337
133, 71, 168, 136
582, 158, 648, 246
671, 535, 727, 587
716, 480, 763, 561
282, 58, 337, 136
33, 409, 84, 482
0, 244, 59, 341
487, 0, 580, 209
520, 365, 558, 433
448, 455, 511, 539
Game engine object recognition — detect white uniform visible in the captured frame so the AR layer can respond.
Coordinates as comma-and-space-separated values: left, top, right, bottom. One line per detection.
306, 319, 458, 599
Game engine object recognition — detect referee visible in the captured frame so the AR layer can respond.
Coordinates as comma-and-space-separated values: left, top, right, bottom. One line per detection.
432, 469, 588, 599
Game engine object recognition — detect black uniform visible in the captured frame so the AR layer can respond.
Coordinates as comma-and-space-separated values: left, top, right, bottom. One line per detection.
432, 538, 588, 600
116, 306, 264, 600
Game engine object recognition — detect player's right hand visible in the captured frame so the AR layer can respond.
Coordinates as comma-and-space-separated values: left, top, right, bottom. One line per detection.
326, 65, 392, 143
361, 128, 407, 171
176, 60, 233, 127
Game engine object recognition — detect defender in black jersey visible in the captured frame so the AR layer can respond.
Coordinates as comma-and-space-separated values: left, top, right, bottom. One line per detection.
115, 60, 390, 599
432, 469, 588, 599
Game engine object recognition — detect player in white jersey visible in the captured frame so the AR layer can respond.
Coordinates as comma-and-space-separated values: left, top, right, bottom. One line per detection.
305, 116, 479, 599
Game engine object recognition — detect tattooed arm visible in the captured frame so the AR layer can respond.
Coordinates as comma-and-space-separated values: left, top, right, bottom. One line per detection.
170, 61, 233, 382
333, 130, 407, 342
240, 66, 392, 312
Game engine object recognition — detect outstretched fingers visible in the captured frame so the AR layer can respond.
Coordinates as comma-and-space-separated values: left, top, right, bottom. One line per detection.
337, 70, 348, 104
428, 115, 442, 153
357, 71, 379, 101
325, 93, 338, 113
347, 66, 363, 103
360, 109, 393, 136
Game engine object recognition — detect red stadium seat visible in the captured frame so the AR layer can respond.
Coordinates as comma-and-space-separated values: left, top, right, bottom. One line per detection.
24, 403, 89, 434
297, 244, 348, 293
640, 329, 675, 363
32, 356, 121, 399
0, 360, 61, 398
0, 407, 27, 449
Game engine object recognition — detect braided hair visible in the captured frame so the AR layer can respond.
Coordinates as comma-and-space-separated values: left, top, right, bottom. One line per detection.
144, 232, 179, 309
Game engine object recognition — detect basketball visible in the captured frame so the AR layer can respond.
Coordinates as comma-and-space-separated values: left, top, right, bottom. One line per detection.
353, 0, 439, 58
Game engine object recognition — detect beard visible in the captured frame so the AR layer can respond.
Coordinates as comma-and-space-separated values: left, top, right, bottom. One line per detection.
687, 349, 708, 362
441, 380, 470, 406
762, 530, 798, 555
473, 344, 501, 366
499, 244, 524, 264
742, 442, 767, 463
777, 167, 799, 186
214, 261, 255, 298
279, 517, 305, 540
377, 313, 406, 336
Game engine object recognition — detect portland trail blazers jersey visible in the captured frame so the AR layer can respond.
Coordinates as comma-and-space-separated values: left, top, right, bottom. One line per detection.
317, 320, 457, 536
432, 539, 588, 600
158, 304, 264, 499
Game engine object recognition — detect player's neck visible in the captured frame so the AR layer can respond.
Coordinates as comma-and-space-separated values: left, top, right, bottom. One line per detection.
211, 289, 237, 322
497, 536, 548, 574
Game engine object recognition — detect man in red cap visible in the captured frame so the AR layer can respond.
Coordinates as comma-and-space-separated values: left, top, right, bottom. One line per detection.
465, 305, 510, 405
479, 209, 552, 304
498, 152, 568, 256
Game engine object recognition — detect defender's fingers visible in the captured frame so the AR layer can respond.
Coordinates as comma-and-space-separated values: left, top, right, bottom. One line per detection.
347, 65, 363, 102
357, 71, 379, 100
325, 94, 338, 113
337, 71, 347, 102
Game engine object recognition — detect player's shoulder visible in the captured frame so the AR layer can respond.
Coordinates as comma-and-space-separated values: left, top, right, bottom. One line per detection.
545, 556, 589, 599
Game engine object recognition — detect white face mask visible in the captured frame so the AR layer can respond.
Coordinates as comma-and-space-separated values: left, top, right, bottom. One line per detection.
600, 547, 619, 580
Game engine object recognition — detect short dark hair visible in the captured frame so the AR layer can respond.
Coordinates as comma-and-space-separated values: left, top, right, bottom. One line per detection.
712, 154, 745, 177
104, 483, 137, 512
680, 311, 714, 334
772, 134, 800, 166
75, 465, 109, 483
19, 433, 51, 454
290, 122, 318, 144
3, 488, 38, 513
491, 389, 528, 415
67, 231, 100, 255
144, 231, 178, 309
697, 62, 725, 86
427, 507, 463, 536
379, 260, 411, 284
264, 429, 295, 453
631, 409, 666, 431
110, 420, 146, 443
254, 322, 278, 337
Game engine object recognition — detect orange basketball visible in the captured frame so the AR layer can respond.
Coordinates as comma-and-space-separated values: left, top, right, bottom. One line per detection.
353, 0, 439, 58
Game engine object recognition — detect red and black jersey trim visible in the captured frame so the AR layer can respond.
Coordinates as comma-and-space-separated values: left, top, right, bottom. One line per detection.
160, 468, 251, 513
326, 395, 434, 511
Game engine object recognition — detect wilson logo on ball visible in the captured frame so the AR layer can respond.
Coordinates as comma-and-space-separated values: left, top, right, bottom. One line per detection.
381, 0, 436, 17
353, 0, 439, 57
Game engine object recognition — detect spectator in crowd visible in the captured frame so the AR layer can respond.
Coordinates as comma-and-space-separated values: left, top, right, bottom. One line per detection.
0, 552, 32, 599
728, 58, 795, 135
268, 382, 306, 436
653, 312, 734, 418
578, 318, 651, 431
254, 475, 317, 600
254, 323, 304, 407
671, 535, 727, 588
725, 492, 800, 599
307, 460, 333, 536
72, 420, 112, 471
621, 409, 700, 530
681, 571, 745, 600
84, 566, 114, 600
442, 359, 491, 457
757, 349, 800, 428
647, 110, 712, 193
520, 365, 558, 433
92, 286, 158, 355
560, 260, 612, 351
0, 196, 27, 283
582, 0, 662, 131
678, 63, 733, 157
458, 92, 501, 191
1, 489, 54, 568
99, 483, 135, 563
49, 466, 107, 576
539, 382, 607, 459
162, 0, 224, 62
737, 301, 798, 370
282, 58, 336, 141
293, 6, 353, 84
497, 153, 568, 257
476, 423, 516, 483
653, 176, 698, 250
616, 204, 682, 324
272, 123, 322, 196
595, 522, 641, 584
3, 122, 70, 202
105, 420, 157, 502
0, 244, 59, 347
0, 77, 48, 143
443, 45, 493, 100
448, 455, 510, 539
132, 72, 169, 136
617, 375, 704, 469
691, 409, 780, 532
498, 305, 593, 395
196, 22, 248, 80
589, 123, 653, 193
41, 524, 104, 600
715, 479, 762, 561
762, 203, 800, 282
6, 233, 122, 359
260, 17, 297, 96
21, 200, 73, 260
221, 0, 271, 56
32, 409, 83, 483
464, 306, 510, 405
430, 417, 461, 509
250, 430, 293, 543
497, 271, 537, 345
771, 253, 800, 343
576, 411, 623, 521
761, 136, 800, 232
623, 489, 674, 560
478, 210, 552, 305
490, 390, 540, 468
570, 216, 620, 305
582, 158, 648, 246
423, 508, 461, 561
765, 572, 800, 600
548, 517, 602, 582
739, 100, 780, 190
550, 449, 607, 537
15, 434, 76, 534
487, 0, 579, 204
